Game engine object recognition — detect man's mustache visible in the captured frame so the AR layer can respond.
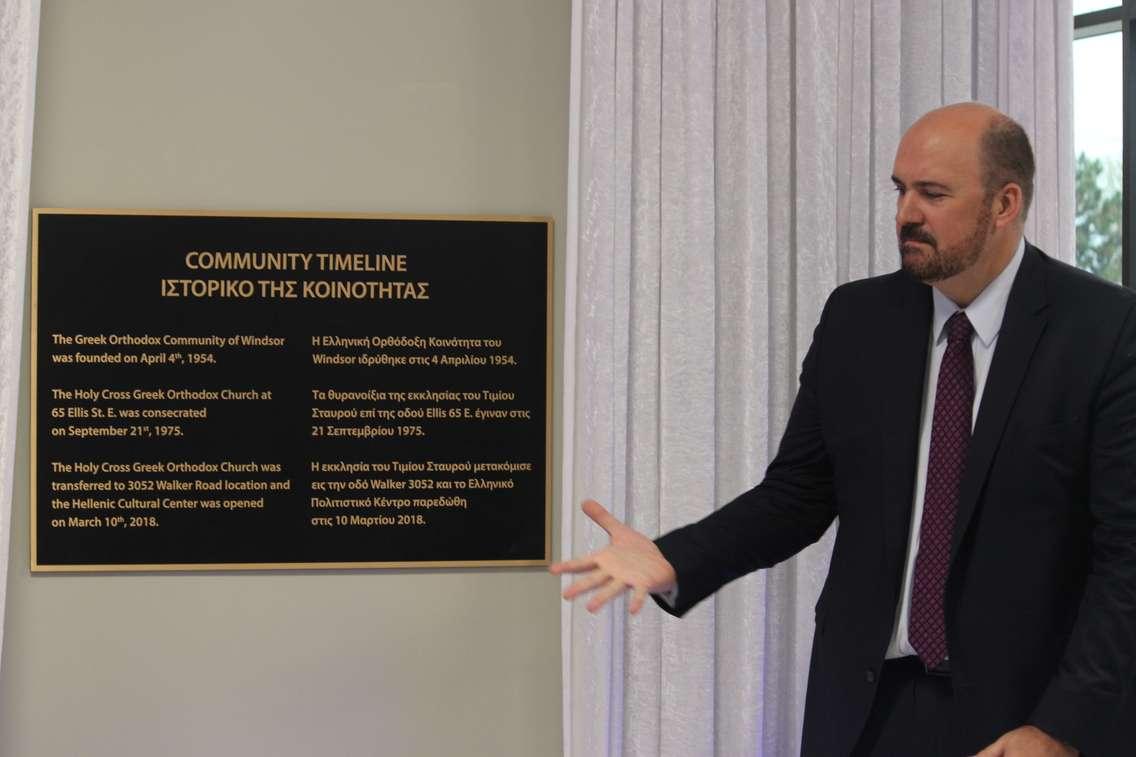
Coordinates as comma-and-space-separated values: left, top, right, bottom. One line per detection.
899, 224, 936, 247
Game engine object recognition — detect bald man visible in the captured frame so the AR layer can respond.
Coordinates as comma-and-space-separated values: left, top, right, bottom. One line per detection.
554, 103, 1136, 756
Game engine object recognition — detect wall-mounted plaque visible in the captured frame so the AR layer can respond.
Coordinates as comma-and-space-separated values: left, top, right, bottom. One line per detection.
32, 209, 551, 571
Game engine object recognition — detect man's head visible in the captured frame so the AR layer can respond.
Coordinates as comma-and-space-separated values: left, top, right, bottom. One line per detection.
891, 103, 1033, 300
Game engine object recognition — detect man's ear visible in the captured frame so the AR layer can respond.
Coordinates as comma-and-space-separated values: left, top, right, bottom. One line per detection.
992, 183, 1024, 229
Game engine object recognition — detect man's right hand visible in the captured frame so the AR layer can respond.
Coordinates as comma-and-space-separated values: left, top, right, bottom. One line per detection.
550, 499, 677, 614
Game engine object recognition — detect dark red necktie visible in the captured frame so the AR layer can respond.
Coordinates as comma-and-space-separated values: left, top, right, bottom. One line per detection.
909, 311, 974, 669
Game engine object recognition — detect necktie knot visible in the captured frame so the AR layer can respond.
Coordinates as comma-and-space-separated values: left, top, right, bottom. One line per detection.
946, 311, 973, 346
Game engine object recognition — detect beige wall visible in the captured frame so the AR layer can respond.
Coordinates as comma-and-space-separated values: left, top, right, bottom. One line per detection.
1, 2, 568, 755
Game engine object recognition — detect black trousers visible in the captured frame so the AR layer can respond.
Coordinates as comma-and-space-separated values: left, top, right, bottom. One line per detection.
850, 657, 957, 757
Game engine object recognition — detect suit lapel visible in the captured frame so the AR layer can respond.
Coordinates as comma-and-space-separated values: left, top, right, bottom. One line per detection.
880, 275, 932, 588
949, 245, 1049, 565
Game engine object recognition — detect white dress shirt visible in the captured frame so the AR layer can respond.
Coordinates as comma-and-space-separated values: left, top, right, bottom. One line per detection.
884, 237, 1026, 659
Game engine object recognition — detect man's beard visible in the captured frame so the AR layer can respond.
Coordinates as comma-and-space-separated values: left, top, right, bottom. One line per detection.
898, 207, 992, 283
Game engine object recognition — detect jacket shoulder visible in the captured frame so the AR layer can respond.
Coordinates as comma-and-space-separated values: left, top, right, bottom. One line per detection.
1031, 246, 1136, 314
822, 269, 919, 315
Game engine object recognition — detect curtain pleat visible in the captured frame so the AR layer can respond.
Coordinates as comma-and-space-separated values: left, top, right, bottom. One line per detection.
562, 1, 1073, 754
622, 5, 664, 757
713, 0, 770, 753
0, 0, 40, 678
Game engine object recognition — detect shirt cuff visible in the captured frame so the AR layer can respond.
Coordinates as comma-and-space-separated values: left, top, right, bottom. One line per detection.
655, 586, 679, 607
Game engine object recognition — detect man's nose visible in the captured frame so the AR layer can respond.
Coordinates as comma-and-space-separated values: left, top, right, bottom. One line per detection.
895, 193, 923, 226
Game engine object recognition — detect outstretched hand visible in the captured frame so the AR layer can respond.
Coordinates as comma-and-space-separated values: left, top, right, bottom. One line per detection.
550, 499, 677, 614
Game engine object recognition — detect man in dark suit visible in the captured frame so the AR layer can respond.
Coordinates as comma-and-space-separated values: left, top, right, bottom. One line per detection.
552, 102, 1136, 756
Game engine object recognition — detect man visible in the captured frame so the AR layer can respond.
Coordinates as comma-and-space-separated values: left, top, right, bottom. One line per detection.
552, 103, 1136, 756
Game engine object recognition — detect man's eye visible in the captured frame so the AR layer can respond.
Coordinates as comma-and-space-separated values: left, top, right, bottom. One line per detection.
924, 192, 943, 199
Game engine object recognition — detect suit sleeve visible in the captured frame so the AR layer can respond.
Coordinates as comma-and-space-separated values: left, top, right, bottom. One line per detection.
1030, 301, 1136, 753
653, 290, 840, 617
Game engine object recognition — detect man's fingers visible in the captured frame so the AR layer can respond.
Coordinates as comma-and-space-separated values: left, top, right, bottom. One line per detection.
629, 586, 648, 614
581, 499, 621, 534
586, 577, 629, 613
549, 555, 598, 575
562, 569, 611, 600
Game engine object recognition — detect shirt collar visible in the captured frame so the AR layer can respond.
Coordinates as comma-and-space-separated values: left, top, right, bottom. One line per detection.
931, 237, 1026, 348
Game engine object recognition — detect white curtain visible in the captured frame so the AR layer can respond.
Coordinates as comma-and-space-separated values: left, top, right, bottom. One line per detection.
0, 0, 40, 673
560, 2, 1073, 755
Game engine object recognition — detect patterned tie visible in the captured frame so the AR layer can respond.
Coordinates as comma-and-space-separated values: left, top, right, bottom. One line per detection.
909, 311, 974, 670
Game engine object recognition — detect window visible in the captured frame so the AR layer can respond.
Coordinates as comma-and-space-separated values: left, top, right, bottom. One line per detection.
1073, 1, 1132, 287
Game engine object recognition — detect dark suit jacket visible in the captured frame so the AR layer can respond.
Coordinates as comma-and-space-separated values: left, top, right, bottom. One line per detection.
655, 244, 1136, 755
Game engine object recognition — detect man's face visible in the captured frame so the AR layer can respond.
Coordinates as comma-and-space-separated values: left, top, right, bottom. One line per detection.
891, 119, 995, 283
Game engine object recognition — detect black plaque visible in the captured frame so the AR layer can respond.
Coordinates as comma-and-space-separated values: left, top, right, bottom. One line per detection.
32, 210, 551, 570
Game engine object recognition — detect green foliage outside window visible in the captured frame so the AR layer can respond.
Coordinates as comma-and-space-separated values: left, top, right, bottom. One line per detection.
1075, 152, 1123, 283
